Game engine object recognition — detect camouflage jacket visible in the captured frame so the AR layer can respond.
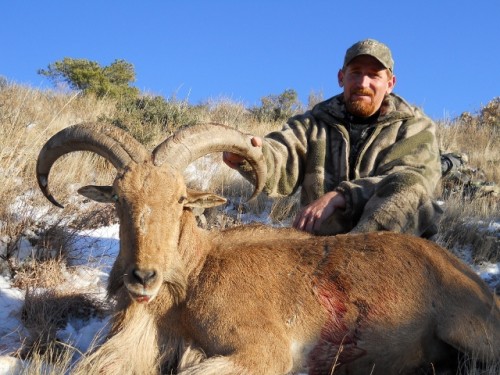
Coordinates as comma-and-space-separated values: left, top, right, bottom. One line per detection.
239, 93, 443, 237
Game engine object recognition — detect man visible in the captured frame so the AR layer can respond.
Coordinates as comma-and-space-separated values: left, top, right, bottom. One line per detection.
224, 39, 442, 237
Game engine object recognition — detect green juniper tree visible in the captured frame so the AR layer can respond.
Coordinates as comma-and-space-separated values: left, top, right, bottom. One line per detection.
38, 58, 138, 99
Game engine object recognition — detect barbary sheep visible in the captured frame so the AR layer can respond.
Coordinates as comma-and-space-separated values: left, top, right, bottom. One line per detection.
36, 123, 499, 375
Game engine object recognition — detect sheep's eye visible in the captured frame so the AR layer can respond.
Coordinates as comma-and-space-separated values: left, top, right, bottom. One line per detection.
178, 196, 187, 204
112, 194, 119, 202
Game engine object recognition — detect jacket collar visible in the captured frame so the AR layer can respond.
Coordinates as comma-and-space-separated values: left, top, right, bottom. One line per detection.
313, 93, 416, 125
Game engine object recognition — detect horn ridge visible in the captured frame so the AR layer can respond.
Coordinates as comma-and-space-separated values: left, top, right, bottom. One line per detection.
36, 122, 150, 207
152, 123, 267, 200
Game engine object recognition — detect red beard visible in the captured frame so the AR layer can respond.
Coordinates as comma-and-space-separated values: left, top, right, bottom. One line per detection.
345, 89, 377, 117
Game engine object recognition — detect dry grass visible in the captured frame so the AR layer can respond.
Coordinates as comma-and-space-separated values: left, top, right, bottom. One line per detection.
12, 259, 67, 290
437, 191, 499, 262
456, 354, 500, 375
18, 288, 108, 360
437, 118, 499, 183
202, 97, 252, 127
0, 84, 118, 261
15, 343, 76, 375
435, 113, 499, 262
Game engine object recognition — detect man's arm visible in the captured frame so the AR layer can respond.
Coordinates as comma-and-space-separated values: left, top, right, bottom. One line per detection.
338, 114, 443, 236
223, 114, 313, 197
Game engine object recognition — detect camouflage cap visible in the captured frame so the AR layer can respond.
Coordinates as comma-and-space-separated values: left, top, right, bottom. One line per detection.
343, 39, 394, 72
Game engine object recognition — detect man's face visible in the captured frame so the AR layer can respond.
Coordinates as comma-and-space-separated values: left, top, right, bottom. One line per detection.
338, 55, 396, 117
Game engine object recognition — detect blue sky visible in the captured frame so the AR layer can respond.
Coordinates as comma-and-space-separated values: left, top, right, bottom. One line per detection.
1, 1, 498, 120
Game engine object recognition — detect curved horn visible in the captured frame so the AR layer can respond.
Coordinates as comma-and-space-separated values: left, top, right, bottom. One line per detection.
36, 123, 150, 208
152, 123, 267, 200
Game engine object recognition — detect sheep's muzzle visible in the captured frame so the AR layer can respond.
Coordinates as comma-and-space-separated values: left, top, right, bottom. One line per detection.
124, 267, 162, 304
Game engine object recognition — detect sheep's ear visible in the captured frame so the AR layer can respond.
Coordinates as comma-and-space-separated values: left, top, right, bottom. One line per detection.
184, 188, 226, 209
78, 185, 116, 203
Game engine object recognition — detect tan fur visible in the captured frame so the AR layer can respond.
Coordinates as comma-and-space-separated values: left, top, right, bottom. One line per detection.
73, 303, 160, 374
73, 161, 499, 375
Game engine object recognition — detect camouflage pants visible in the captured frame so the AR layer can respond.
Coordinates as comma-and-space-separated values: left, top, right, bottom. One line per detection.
440, 152, 498, 198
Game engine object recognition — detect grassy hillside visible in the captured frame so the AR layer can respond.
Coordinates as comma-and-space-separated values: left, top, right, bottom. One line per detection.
1, 82, 497, 260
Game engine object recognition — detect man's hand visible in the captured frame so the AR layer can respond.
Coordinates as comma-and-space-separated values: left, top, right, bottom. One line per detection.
223, 136, 262, 169
293, 191, 346, 233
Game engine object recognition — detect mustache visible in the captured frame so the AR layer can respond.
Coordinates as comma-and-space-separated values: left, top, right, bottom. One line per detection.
351, 88, 374, 97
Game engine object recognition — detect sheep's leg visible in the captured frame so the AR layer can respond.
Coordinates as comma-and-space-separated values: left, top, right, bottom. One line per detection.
177, 353, 294, 375
437, 293, 499, 363
177, 340, 294, 375
177, 356, 251, 375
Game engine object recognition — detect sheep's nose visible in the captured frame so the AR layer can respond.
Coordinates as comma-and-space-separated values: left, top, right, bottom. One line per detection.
132, 269, 157, 285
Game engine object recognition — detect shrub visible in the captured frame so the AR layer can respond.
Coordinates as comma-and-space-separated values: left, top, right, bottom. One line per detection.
250, 89, 303, 123
307, 90, 324, 110
38, 58, 139, 100
457, 97, 499, 129
99, 94, 202, 145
